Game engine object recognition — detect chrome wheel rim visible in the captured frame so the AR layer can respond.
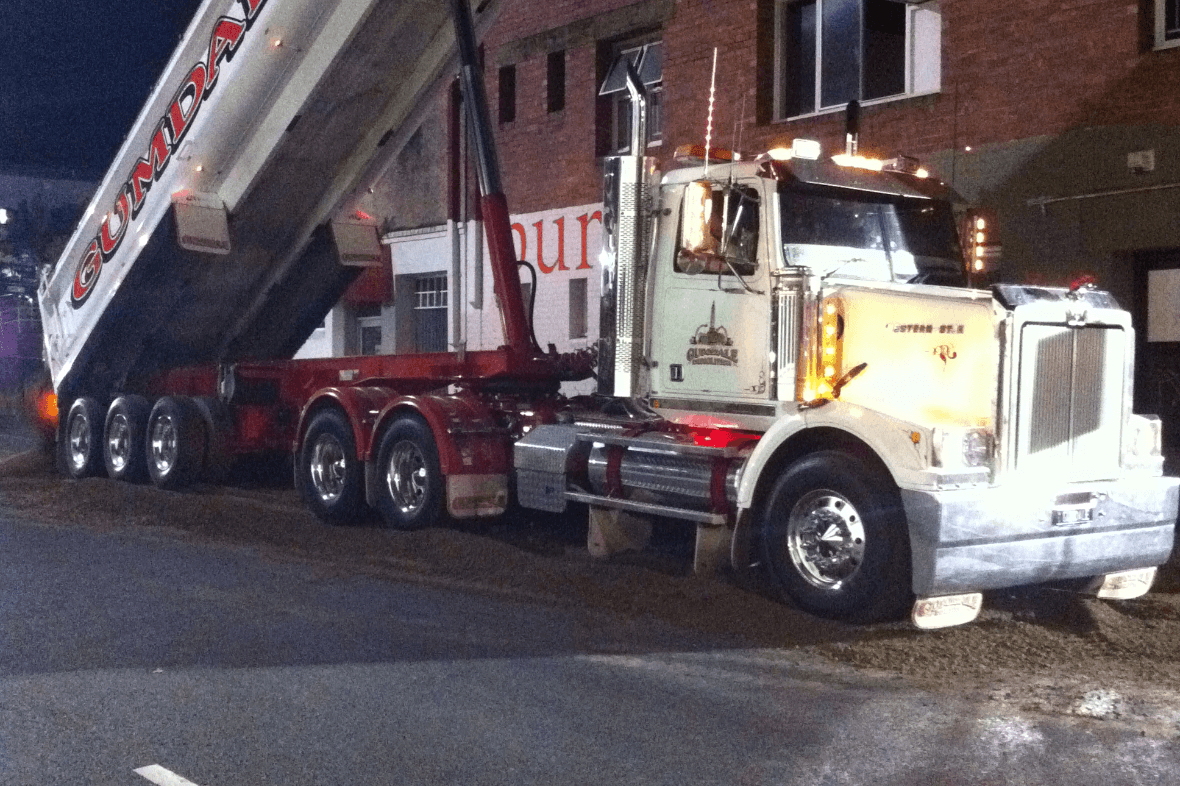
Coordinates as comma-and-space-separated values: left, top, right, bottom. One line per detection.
786, 489, 866, 590
386, 440, 427, 515
309, 432, 346, 504
107, 412, 131, 473
68, 412, 91, 473
149, 414, 179, 475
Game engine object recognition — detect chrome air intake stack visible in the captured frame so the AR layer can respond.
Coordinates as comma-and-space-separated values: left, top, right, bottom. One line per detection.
598, 63, 656, 398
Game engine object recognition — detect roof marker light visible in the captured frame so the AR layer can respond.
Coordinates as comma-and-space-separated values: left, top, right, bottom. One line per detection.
791, 138, 822, 160
832, 153, 884, 171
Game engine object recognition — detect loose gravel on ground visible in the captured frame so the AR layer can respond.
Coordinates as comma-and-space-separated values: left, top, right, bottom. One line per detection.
1, 432, 1177, 735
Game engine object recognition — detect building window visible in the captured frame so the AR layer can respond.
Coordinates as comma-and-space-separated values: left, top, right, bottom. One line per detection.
358, 321, 383, 355
1157, 0, 1180, 48
775, 0, 940, 119
499, 64, 517, 123
547, 50, 566, 113
599, 40, 663, 154
569, 278, 588, 338
414, 274, 448, 352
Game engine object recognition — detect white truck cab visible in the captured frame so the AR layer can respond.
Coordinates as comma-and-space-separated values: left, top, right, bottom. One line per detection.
523, 138, 1176, 628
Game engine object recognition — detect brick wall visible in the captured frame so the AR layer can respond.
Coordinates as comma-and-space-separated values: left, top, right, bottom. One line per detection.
478, 0, 1180, 213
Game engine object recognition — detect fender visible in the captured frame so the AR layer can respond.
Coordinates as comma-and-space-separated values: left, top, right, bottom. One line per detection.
371, 393, 509, 475
736, 401, 931, 512
295, 386, 390, 458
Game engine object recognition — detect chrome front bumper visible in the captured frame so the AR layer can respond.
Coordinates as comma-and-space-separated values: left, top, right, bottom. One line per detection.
901, 475, 1178, 597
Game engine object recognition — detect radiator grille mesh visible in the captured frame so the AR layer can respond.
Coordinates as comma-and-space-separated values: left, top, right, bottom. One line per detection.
1016, 324, 1123, 480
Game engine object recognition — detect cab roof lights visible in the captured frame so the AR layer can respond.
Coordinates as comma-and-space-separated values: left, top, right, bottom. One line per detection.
831, 152, 931, 178
831, 153, 885, 171
763, 138, 822, 162
673, 144, 741, 165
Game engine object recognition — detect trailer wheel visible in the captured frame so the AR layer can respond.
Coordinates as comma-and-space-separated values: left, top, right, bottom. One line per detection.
63, 397, 105, 479
374, 415, 444, 530
103, 395, 151, 482
298, 408, 365, 524
146, 396, 207, 490
759, 450, 911, 623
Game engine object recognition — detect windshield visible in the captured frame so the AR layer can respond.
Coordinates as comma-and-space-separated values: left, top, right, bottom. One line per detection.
778, 186, 966, 286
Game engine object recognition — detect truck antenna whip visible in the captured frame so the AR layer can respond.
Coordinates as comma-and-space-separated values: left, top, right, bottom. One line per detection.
704, 47, 718, 177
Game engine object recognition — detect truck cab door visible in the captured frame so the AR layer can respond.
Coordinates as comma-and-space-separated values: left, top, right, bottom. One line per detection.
648, 178, 772, 404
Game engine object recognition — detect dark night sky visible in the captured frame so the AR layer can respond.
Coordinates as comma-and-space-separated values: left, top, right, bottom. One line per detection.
0, 2, 204, 178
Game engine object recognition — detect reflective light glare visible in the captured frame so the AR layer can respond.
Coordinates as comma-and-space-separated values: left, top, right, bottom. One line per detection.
0, 208, 8, 225
767, 147, 792, 161
915, 167, 930, 179
139, 234, 150, 247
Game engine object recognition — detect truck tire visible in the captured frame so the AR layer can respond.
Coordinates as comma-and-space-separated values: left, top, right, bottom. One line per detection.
759, 450, 911, 623
146, 396, 207, 490
374, 415, 444, 530
63, 397, 106, 479
297, 408, 365, 524
103, 395, 151, 482
194, 396, 233, 484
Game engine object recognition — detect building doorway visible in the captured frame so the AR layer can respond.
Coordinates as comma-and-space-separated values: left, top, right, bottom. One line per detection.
1132, 249, 1180, 467
414, 274, 448, 353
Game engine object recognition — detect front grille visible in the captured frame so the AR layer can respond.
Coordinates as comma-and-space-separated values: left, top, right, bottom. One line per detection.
1014, 324, 1124, 480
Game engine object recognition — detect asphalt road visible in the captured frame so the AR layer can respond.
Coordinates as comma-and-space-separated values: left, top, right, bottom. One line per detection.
0, 510, 1177, 786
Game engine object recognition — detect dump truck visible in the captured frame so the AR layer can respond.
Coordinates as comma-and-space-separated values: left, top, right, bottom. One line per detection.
39, 0, 1177, 629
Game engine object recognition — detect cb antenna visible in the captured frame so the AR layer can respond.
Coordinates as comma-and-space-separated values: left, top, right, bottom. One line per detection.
704, 47, 718, 177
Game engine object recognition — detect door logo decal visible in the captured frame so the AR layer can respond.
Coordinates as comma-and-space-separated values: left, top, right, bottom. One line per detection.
687, 303, 738, 366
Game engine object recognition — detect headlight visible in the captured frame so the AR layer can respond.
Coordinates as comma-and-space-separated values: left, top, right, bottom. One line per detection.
932, 427, 993, 469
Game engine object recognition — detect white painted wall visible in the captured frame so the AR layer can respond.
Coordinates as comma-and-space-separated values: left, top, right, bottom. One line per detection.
293, 201, 605, 393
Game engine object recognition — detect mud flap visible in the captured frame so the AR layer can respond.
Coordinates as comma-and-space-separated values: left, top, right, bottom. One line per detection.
587, 506, 652, 557
447, 474, 508, 518
693, 524, 732, 576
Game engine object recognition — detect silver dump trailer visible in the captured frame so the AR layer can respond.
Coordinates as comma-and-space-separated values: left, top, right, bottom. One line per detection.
39, 0, 493, 400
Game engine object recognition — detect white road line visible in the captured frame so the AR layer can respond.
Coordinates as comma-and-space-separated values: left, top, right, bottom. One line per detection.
134, 764, 204, 786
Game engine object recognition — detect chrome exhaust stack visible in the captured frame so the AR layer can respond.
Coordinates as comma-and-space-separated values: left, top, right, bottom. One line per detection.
598, 62, 656, 398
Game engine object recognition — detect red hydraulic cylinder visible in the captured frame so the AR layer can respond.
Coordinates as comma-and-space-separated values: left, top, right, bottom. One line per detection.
482, 193, 532, 355
446, 0, 536, 359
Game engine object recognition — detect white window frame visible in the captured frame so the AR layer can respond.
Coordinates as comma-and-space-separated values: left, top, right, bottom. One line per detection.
1156, 0, 1180, 50
773, 0, 941, 121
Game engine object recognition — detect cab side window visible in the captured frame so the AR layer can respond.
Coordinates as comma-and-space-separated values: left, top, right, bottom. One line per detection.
675, 182, 759, 276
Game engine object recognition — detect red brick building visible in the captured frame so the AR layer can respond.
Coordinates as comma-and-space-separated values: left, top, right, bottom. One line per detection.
336, 0, 1180, 411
